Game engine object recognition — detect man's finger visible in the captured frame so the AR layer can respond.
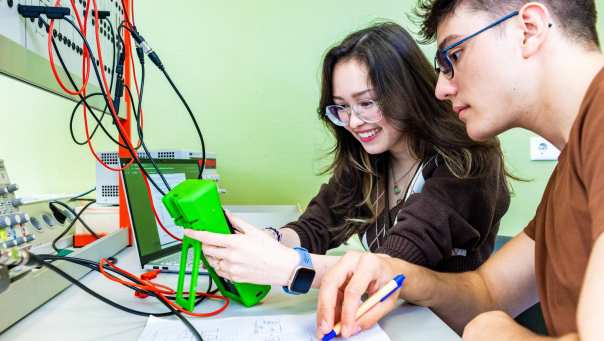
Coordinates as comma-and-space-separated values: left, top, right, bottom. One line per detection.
339, 254, 381, 337
339, 274, 372, 337
332, 287, 345, 327
354, 298, 400, 333
316, 252, 360, 339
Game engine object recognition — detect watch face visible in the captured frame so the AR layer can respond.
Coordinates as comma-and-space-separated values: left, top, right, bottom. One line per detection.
291, 267, 315, 294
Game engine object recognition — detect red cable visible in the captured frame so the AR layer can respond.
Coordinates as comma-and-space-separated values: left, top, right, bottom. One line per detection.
82, 0, 141, 171
139, 169, 182, 241
116, 2, 144, 133
49, 1, 179, 241
82, 97, 135, 171
98, 258, 230, 317
47, 0, 91, 96
121, 16, 144, 134
128, 29, 144, 129
73, 0, 129, 171
44, 0, 134, 171
130, 0, 135, 27
91, 0, 116, 106
69, 0, 87, 32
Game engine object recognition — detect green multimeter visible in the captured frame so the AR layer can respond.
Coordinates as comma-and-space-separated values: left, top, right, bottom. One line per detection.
162, 180, 271, 310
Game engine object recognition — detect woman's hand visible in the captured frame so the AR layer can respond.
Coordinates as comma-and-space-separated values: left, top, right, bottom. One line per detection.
316, 251, 401, 339
184, 212, 299, 286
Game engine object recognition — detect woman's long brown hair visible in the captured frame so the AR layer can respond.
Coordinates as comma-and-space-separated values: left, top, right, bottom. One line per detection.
317, 22, 510, 243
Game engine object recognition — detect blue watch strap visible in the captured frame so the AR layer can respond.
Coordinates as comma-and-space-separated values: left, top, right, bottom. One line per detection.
283, 247, 314, 295
295, 247, 313, 268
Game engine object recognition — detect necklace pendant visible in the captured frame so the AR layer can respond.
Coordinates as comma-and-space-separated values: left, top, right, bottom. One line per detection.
393, 185, 401, 195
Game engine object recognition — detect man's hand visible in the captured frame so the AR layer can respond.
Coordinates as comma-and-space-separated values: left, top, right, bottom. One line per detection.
463, 310, 543, 341
315, 251, 401, 339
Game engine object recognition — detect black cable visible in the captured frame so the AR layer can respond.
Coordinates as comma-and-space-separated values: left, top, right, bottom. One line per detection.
68, 92, 120, 146
106, 19, 118, 93
33, 254, 218, 341
45, 15, 168, 197
70, 51, 142, 149
35, 254, 175, 316
117, 22, 128, 52
62, 16, 169, 196
32, 255, 165, 316
113, 21, 175, 193
49, 200, 100, 237
38, 254, 215, 305
113, 25, 171, 191
69, 87, 140, 148
124, 85, 139, 123
66, 17, 121, 146
46, 255, 215, 301
31, 254, 203, 341
51, 200, 97, 253
43, 17, 126, 149
118, 22, 206, 179
132, 53, 172, 191
86, 16, 118, 139
69, 187, 96, 201
159, 68, 206, 179
52, 14, 203, 196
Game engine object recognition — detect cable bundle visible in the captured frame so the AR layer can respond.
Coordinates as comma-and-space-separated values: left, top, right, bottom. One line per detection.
32, 253, 230, 340
15, 2, 223, 339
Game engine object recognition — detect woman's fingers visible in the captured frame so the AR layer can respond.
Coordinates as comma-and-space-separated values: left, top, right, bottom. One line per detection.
205, 255, 233, 280
201, 244, 230, 259
224, 212, 260, 235
184, 229, 233, 247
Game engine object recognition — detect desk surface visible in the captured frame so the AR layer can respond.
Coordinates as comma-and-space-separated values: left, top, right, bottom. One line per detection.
1, 247, 460, 341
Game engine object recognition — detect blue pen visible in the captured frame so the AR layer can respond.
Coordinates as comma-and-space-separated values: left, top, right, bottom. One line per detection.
322, 274, 405, 341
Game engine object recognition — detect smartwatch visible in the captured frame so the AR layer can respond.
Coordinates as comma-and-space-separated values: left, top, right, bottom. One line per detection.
283, 247, 316, 295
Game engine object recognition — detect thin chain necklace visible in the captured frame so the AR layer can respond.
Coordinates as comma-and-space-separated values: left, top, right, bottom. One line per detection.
390, 159, 418, 197
369, 159, 419, 250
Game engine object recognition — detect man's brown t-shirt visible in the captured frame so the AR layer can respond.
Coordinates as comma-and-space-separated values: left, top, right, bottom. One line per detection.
524, 67, 604, 336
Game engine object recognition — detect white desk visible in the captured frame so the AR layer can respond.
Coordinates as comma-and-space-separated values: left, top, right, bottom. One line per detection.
0, 246, 459, 340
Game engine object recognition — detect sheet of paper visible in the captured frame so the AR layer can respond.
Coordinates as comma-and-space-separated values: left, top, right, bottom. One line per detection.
137, 312, 391, 341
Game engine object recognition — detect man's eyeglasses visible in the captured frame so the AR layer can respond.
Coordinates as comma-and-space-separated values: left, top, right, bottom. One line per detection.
325, 99, 382, 126
434, 11, 519, 79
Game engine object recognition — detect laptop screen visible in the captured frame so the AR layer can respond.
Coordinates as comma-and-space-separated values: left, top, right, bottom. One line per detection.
121, 158, 201, 265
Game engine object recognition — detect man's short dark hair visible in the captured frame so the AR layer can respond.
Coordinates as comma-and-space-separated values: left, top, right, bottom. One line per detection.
415, 0, 599, 48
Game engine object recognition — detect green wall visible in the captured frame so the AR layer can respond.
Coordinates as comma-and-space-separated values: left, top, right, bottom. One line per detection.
2, 1, 603, 236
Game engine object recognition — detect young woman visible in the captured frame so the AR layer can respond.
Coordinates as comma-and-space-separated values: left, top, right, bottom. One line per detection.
185, 22, 511, 293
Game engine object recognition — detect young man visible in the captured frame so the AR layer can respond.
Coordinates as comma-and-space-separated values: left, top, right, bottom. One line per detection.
314, 1, 604, 340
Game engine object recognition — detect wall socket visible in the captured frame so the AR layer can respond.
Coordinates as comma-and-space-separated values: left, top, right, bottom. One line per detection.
530, 136, 560, 161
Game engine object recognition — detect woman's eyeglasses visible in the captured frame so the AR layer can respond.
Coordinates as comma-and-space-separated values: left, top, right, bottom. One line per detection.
325, 99, 383, 126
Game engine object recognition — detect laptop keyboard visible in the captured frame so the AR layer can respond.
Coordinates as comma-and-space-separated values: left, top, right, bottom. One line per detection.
156, 249, 198, 268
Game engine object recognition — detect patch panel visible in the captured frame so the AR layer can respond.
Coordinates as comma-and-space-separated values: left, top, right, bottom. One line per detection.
0, 0, 126, 114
